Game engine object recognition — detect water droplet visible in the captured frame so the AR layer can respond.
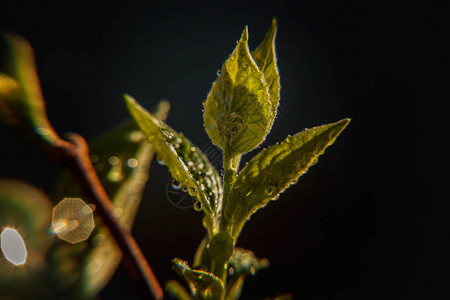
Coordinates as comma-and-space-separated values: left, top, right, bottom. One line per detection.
157, 159, 165, 166
161, 129, 173, 140
188, 187, 197, 197
90, 154, 99, 163
171, 179, 181, 190
228, 267, 235, 275
190, 147, 196, 152
127, 158, 139, 168
291, 178, 299, 185
182, 186, 188, 193
272, 194, 280, 201
216, 70, 222, 76
249, 265, 256, 275
108, 156, 120, 166
193, 201, 202, 211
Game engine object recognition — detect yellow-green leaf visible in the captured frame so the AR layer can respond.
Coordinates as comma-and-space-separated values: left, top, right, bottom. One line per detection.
251, 18, 280, 123
125, 94, 223, 223
0, 33, 62, 146
203, 27, 273, 156
173, 259, 224, 300
221, 119, 351, 239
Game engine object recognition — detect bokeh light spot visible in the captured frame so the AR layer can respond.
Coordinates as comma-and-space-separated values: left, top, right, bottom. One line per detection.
52, 197, 95, 244
1, 228, 27, 265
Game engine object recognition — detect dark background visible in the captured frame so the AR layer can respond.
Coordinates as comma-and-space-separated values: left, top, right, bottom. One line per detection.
0, 1, 446, 299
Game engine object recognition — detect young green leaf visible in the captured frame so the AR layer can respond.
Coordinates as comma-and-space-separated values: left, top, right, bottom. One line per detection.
221, 119, 351, 239
125, 94, 223, 223
0, 33, 63, 146
251, 18, 280, 124
203, 27, 273, 156
173, 259, 224, 300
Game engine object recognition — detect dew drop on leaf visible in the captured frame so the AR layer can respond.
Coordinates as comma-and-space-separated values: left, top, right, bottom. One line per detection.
193, 201, 202, 212
188, 187, 197, 197
171, 179, 181, 190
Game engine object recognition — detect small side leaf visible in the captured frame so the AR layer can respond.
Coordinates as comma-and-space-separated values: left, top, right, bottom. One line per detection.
225, 248, 269, 300
0, 33, 62, 146
173, 259, 224, 300
165, 280, 193, 300
221, 119, 350, 238
203, 27, 273, 156
125, 94, 223, 223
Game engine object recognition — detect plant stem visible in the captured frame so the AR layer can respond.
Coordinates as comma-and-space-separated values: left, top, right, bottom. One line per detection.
60, 133, 164, 300
222, 151, 240, 207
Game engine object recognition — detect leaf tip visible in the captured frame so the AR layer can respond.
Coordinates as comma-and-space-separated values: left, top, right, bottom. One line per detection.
123, 93, 135, 104
241, 26, 249, 43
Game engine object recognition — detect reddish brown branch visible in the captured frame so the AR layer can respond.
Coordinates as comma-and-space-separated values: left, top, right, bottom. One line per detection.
60, 133, 163, 300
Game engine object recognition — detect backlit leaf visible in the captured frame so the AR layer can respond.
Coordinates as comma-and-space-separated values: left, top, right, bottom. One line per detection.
0, 33, 62, 146
221, 119, 351, 239
251, 18, 280, 124
173, 259, 224, 300
203, 27, 273, 156
125, 94, 223, 227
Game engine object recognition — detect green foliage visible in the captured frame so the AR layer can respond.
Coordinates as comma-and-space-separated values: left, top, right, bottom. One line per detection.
0, 19, 349, 300
126, 19, 350, 299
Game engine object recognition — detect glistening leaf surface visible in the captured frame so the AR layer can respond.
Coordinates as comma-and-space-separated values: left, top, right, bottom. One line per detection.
173, 259, 224, 300
125, 94, 223, 220
203, 27, 272, 155
0, 33, 62, 146
221, 119, 350, 238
